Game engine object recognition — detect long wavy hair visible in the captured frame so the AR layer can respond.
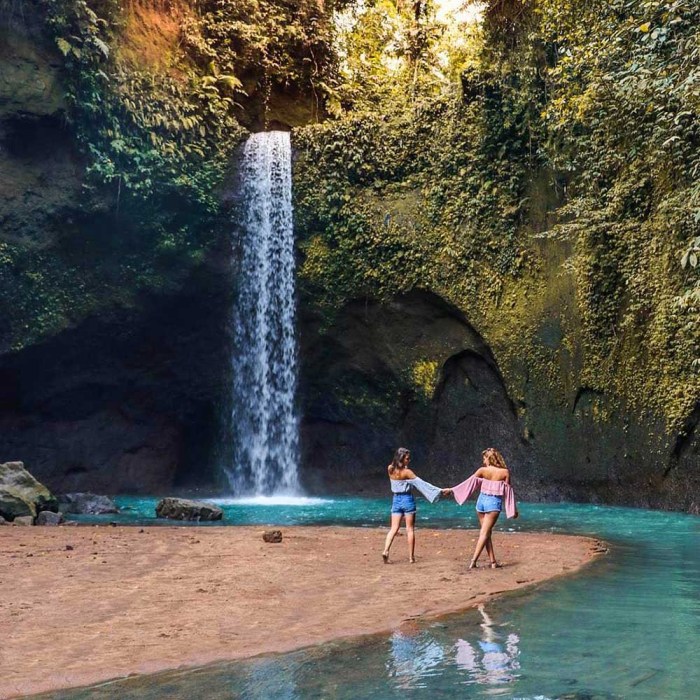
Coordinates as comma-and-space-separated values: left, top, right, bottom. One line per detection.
482, 447, 508, 470
389, 447, 411, 474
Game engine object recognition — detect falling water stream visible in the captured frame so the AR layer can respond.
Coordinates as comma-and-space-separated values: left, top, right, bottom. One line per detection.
225, 131, 300, 496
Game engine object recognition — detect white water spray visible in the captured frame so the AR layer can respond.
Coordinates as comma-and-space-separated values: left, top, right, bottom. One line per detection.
225, 131, 300, 495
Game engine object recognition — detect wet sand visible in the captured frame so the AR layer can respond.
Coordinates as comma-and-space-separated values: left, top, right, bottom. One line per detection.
0, 526, 604, 698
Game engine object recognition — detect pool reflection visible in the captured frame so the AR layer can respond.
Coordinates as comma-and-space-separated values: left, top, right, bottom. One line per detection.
385, 605, 521, 692
453, 606, 520, 687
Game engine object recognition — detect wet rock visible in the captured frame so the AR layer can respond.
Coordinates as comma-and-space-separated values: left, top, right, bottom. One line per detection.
13, 515, 34, 526
262, 530, 283, 543
0, 15, 66, 121
155, 497, 223, 522
0, 461, 59, 521
36, 510, 64, 526
60, 493, 119, 515
0, 515, 7, 525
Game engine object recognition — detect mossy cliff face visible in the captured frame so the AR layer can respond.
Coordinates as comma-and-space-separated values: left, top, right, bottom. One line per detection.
0, 0, 332, 491
293, 117, 698, 508
292, 0, 700, 513
299, 289, 533, 494
0, 0, 334, 354
0, 1, 237, 354
0, 2, 235, 491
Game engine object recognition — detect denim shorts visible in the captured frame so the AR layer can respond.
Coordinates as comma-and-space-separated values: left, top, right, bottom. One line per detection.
391, 493, 416, 515
476, 493, 503, 513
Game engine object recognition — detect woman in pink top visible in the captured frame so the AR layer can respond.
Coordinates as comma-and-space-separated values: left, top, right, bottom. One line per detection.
451, 448, 519, 569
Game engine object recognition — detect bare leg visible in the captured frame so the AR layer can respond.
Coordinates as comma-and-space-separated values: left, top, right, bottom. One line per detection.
485, 532, 496, 565
487, 535, 499, 567
471, 512, 485, 568
405, 512, 416, 563
383, 513, 403, 562
475, 512, 496, 564
469, 511, 500, 568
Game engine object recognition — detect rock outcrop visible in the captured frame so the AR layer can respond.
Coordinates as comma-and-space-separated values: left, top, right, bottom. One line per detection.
59, 493, 119, 515
155, 497, 223, 522
0, 491, 34, 521
0, 4, 232, 496
300, 291, 533, 494
0, 461, 58, 521
36, 510, 64, 526
0, 281, 231, 494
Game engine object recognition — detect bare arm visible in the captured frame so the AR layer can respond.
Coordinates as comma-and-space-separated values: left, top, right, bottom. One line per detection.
504, 470, 518, 517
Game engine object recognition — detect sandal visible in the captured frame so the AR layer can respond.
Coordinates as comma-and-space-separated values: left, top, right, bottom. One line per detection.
490, 562, 501, 569
382, 552, 389, 564
468, 559, 478, 570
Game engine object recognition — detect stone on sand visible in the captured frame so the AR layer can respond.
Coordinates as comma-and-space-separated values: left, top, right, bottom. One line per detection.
0, 461, 59, 521
36, 511, 65, 526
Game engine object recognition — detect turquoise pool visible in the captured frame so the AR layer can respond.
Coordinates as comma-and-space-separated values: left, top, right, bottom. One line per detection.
47, 499, 699, 699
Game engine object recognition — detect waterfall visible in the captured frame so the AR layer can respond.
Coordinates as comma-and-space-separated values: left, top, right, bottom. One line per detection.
225, 131, 300, 495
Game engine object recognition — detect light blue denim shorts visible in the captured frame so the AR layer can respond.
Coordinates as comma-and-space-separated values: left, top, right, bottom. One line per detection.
391, 493, 416, 515
476, 493, 503, 513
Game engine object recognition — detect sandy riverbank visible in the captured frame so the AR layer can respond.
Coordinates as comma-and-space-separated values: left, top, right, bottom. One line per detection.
1, 526, 604, 698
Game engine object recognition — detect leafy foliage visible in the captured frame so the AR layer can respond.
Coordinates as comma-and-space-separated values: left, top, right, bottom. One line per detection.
181, 0, 339, 122
295, 0, 700, 428
43, 0, 244, 202
294, 93, 528, 321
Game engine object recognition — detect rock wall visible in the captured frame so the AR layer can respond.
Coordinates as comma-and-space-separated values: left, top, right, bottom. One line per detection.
296, 236, 699, 512
292, 110, 699, 512
0, 2, 243, 494
300, 290, 534, 494
0, 1, 697, 512
0, 273, 231, 494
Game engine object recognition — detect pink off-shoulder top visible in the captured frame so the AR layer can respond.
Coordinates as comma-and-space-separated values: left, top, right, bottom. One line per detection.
451, 476, 518, 518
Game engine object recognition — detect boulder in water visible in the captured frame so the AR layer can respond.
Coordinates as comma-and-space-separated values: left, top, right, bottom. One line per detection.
155, 497, 223, 522
36, 510, 65, 526
0, 461, 58, 521
262, 530, 283, 543
59, 493, 119, 515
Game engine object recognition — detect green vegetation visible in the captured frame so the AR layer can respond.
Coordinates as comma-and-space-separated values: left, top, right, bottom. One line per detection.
1, 0, 339, 348
1, 0, 697, 434
294, 0, 700, 429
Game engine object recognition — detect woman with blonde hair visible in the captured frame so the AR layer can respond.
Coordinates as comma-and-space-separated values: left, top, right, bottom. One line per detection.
451, 447, 519, 569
